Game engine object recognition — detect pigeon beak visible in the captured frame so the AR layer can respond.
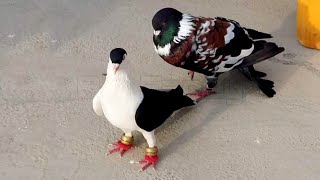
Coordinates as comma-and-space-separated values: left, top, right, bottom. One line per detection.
114, 64, 120, 74
153, 30, 161, 36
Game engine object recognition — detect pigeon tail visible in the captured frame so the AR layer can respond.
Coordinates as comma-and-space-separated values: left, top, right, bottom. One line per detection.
168, 85, 195, 110
237, 40, 285, 68
244, 28, 273, 39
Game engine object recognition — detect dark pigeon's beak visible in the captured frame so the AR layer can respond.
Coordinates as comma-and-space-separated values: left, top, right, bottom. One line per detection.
102, 73, 107, 76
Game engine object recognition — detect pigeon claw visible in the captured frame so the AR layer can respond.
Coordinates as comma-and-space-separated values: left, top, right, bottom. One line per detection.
106, 141, 133, 157
137, 155, 159, 172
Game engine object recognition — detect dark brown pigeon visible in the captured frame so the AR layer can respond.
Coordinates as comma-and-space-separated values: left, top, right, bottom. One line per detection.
152, 8, 285, 97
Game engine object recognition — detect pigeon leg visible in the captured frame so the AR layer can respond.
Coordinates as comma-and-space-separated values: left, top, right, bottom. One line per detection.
132, 131, 159, 172
205, 75, 218, 91
188, 70, 195, 80
106, 133, 134, 157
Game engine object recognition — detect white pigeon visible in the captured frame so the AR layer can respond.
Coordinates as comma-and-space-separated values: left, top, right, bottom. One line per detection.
92, 48, 212, 172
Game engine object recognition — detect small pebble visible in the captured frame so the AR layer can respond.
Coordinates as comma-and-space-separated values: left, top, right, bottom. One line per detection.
8, 34, 15, 38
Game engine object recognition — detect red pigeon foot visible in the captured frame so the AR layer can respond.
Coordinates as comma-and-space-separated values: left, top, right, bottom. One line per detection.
106, 141, 133, 157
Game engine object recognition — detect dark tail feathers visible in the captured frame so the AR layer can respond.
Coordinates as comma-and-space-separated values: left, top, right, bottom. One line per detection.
244, 28, 273, 39
169, 85, 195, 110
169, 85, 184, 95
238, 40, 285, 68
239, 66, 276, 97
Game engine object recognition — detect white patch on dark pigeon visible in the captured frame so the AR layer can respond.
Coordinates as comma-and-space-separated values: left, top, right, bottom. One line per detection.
200, 21, 210, 35
155, 43, 171, 56
211, 20, 216, 26
173, 14, 195, 43
198, 56, 206, 61
224, 23, 235, 44
213, 55, 223, 63
216, 50, 252, 72
200, 43, 208, 47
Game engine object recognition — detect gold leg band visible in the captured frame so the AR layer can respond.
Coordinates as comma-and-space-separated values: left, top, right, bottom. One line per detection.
120, 134, 134, 145
145, 146, 158, 156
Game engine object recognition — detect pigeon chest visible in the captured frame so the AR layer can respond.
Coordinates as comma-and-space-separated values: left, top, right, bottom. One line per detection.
162, 36, 195, 67
100, 84, 143, 130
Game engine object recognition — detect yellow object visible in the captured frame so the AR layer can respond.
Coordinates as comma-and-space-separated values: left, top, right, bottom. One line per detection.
145, 146, 158, 156
297, 0, 320, 49
120, 134, 134, 145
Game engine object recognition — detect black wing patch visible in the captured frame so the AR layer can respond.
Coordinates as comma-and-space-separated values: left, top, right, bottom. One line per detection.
135, 85, 195, 132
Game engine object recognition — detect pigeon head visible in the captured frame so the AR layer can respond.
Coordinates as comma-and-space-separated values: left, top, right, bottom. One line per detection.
152, 8, 195, 57
152, 8, 182, 47
107, 48, 127, 75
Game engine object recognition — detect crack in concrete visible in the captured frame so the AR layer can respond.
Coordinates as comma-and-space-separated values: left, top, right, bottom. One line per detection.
70, 160, 81, 180
270, 58, 320, 77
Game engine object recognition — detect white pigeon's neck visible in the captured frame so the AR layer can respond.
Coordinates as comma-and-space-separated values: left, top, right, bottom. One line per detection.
106, 60, 130, 83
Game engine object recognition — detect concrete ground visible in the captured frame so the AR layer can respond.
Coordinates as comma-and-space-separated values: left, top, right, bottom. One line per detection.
1, 0, 320, 179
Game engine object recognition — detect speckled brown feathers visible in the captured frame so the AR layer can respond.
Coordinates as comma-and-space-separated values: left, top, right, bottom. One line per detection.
162, 34, 194, 66
196, 17, 229, 50
152, 8, 285, 97
161, 16, 247, 76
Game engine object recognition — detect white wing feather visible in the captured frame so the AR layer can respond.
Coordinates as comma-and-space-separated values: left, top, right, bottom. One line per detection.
92, 90, 103, 116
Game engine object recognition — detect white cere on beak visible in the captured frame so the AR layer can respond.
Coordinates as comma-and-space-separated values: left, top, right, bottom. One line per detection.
154, 30, 161, 36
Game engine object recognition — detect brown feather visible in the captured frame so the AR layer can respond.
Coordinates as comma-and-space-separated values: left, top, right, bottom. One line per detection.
162, 34, 195, 66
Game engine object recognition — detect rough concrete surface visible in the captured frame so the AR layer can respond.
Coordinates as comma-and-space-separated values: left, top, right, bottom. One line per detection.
1, 0, 320, 180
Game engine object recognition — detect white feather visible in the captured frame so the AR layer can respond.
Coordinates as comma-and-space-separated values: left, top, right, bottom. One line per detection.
173, 14, 195, 43
216, 45, 254, 72
198, 56, 206, 61
92, 90, 103, 116
155, 43, 171, 56
224, 23, 235, 44
213, 55, 223, 62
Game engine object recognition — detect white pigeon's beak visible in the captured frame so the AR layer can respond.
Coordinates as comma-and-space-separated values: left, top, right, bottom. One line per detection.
153, 30, 161, 36
113, 64, 120, 74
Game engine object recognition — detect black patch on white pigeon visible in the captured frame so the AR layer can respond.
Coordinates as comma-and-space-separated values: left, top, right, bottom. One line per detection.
110, 48, 127, 64
135, 85, 195, 132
